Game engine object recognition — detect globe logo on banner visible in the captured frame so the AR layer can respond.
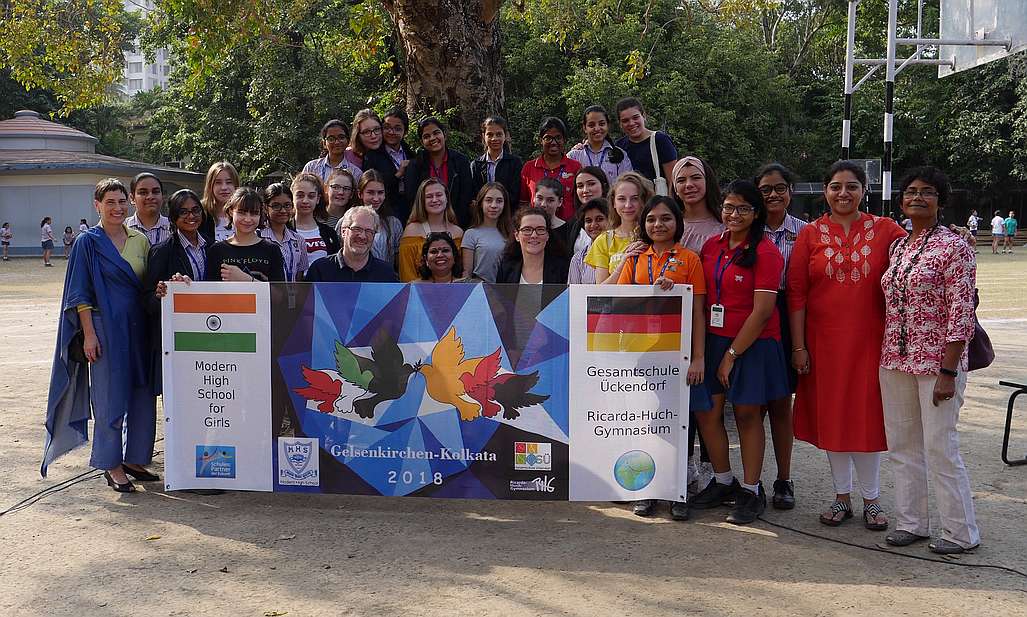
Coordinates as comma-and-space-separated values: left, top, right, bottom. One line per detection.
613, 450, 656, 491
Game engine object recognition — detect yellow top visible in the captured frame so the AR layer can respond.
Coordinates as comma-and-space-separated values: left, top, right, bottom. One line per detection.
398, 234, 463, 283
78, 227, 149, 312
584, 230, 633, 272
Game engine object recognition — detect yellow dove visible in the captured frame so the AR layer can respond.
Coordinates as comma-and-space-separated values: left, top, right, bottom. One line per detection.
420, 327, 485, 421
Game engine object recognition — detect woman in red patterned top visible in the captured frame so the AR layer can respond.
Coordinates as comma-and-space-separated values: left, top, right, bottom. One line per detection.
787, 160, 906, 531
878, 167, 979, 554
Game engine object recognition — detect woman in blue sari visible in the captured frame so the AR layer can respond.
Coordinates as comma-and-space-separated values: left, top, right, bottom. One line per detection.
43, 178, 158, 492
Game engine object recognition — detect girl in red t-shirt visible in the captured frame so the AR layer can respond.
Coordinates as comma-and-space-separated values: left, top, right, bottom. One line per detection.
692, 180, 788, 525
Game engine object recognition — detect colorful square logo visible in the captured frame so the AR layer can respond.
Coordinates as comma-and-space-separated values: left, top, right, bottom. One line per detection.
513, 442, 552, 471
195, 445, 236, 478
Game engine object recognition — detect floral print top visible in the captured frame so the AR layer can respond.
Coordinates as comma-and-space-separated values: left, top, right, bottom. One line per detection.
880, 226, 976, 375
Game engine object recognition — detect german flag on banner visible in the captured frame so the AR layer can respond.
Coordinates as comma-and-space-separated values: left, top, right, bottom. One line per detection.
586, 296, 682, 353
172, 292, 259, 353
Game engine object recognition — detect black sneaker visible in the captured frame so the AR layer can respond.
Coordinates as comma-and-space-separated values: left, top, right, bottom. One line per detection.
772, 479, 795, 510
670, 501, 690, 521
690, 478, 739, 509
632, 499, 656, 517
726, 482, 766, 525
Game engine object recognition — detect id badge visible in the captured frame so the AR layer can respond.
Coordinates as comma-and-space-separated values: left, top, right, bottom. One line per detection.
710, 304, 726, 328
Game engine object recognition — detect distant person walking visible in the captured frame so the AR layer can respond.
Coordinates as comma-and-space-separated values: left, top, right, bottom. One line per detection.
40, 216, 55, 266
1, 222, 12, 261
1003, 211, 1018, 254
78, 219, 89, 234
966, 210, 980, 254
990, 210, 1004, 254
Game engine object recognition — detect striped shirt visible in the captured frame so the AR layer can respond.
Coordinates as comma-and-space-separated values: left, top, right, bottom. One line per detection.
765, 213, 807, 289
259, 226, 310, 282
126, 214, 172, 246
178, 229, 207, 281
302, 155, 363, 185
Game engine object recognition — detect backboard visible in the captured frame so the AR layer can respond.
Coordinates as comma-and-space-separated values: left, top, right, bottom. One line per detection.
939, 0, 1027, 77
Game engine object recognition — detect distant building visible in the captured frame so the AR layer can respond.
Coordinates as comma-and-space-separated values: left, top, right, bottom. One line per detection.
0, 110, 203, 255
120, 0, 171, 95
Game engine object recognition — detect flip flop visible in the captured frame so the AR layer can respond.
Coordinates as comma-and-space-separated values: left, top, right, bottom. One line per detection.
819, 500, 853, 526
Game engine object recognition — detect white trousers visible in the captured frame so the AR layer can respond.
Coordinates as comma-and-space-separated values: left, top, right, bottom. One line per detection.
879, 368, 980, 548
826, 451, 881, 500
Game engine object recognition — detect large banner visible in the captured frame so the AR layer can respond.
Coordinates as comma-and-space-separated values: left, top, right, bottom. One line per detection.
162, 282, 692, 501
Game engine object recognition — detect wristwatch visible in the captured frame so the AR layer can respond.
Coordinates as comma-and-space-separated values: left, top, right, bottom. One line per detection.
939, 367, 958, 377
727, 347, 739, 359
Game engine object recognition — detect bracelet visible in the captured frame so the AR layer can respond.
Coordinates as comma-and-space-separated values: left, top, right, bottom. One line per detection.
792, 347, 806, 352
939, 367, 958, 377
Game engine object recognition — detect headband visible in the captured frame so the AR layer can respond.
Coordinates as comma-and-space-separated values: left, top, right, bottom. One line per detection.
672, 156, 705, 180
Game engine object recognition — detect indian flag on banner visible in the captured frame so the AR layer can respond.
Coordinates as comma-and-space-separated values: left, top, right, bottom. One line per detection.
586, 296, 682, 353
172, 292, 259, 353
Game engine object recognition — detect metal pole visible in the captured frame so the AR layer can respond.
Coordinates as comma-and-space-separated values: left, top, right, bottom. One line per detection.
882, 0, 898, 217
842, 0, 859, 159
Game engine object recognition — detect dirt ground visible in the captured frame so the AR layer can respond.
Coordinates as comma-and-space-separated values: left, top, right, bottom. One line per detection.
0, 253, 1025, 617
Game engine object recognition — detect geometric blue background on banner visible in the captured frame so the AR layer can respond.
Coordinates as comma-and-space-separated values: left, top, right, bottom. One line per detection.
278, 282, 569, 497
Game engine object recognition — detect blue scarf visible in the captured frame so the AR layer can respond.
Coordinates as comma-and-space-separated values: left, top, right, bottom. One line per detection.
42, 226, 149, 476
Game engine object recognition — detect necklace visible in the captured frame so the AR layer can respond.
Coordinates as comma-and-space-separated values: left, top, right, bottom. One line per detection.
887, 224, 938, 356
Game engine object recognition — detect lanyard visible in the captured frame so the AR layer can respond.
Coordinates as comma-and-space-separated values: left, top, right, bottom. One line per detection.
283, 241, 297, 282
713, 249, 739, 304
584, 147, 606, 169
647, 250, 675, 284
542, 164, 565, 180
185, 245, 204, 281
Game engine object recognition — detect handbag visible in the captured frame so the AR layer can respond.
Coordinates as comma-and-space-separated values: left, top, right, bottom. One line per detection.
967, 288, 995, 371
69, 330, 87, 364
649, 132, 669, 197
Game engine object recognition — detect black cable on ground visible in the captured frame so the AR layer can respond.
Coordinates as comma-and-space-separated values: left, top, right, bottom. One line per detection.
757, 514, 1027, 579
0, 469, 103, 517
1, 438, 165, 518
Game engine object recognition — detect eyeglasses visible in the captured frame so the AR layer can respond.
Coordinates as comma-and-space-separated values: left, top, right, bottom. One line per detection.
324, 135, 347, 143
518, 226, 549, 236
178, 207, 203, 219
328, 184, 353, 192
268, 203, 293, 212
758, 183, 789, 196
384, 125, 405, 134
359, 127, 382, 137
344, 225, 376, 236
541, 135, 565, 144
721, 205, 755, 216
902, 188, 938, 199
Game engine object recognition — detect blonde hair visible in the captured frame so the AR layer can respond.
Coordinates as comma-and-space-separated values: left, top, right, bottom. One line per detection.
201, 161, 240, 219
408, 178, 459, 226
608, 171, 654, 231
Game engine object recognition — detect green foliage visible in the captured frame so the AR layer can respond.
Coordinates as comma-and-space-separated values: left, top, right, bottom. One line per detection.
0, 0, 139, 112
2, 0, 1025, 197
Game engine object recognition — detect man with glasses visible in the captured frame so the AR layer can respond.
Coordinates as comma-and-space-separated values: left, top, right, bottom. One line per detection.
302, 206, 398, 283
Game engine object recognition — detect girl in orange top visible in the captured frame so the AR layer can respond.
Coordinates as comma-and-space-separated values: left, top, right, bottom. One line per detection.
617, 195, 707, 520
399, 178, 463, 282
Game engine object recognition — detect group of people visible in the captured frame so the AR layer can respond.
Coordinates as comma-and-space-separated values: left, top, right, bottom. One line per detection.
1, 218, 93, 264
44, 97, 983, 556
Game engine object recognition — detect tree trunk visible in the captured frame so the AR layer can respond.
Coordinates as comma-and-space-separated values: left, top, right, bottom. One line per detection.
383, 0, 505, 134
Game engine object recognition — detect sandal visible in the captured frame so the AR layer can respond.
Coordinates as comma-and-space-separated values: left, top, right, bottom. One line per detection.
818, 500, 853, 526
863, 502, 889, 531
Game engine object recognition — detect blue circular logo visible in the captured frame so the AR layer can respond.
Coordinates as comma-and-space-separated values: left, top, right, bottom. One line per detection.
613, 450, 656, 491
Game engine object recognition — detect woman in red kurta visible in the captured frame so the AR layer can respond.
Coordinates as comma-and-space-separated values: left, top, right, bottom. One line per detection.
787, 160, 905, 531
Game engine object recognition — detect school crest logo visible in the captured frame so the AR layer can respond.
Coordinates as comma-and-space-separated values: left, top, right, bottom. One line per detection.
277, 437, 320, 486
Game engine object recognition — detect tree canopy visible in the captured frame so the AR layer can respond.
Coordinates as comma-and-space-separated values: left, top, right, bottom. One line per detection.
2, 0, 1024, 195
